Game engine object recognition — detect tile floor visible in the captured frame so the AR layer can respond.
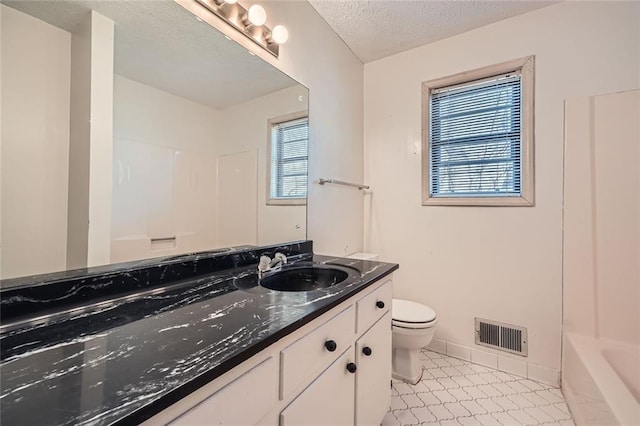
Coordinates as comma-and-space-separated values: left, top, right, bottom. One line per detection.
382, 349, 574, 426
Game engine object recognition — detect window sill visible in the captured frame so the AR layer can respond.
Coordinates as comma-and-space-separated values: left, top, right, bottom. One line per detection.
422, 195, 534, 207
267, 198, 307, 206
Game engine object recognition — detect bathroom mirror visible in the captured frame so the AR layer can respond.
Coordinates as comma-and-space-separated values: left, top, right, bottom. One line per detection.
0, 0, 308, 281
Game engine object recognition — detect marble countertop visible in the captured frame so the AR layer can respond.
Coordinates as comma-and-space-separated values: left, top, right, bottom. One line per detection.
0, 253, 397, 426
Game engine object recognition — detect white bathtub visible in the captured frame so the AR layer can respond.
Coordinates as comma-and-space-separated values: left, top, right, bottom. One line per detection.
562, 333, 640, 425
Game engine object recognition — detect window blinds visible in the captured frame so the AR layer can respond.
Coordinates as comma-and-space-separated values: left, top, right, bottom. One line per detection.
271, 117, 309, 199
429, 73, 522, 197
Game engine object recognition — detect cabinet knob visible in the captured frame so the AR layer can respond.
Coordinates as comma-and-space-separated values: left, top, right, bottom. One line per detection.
346, 362, 357, 374
362, 346, 372, 356
324, 340, 337, 352
376, 301, 385, 309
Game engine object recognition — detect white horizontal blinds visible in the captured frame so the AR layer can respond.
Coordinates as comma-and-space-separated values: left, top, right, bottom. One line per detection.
271, 117, 309, 199
430, 72, 522, 197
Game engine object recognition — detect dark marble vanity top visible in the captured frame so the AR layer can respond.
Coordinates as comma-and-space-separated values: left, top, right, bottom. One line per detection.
0, 242, 398, 426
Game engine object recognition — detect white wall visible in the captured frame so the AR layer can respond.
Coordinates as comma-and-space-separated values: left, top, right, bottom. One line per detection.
180, 0, 365, 256
216, 150, 258, 247
220, 85, 308, 246
67, 11, 114, 269
67, 10, 91, 270
363, 1, 640, 376
114, 75, 224, 156
564, 90, 640, 345
273, 2, 364, 256
0, 5, 71, 279
86, 12, 114, 267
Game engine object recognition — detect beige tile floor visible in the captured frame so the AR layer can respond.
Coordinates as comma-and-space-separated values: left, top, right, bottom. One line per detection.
382, 349, 574, 426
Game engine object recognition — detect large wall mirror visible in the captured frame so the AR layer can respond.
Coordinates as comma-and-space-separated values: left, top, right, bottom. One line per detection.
0, 0, 309, 281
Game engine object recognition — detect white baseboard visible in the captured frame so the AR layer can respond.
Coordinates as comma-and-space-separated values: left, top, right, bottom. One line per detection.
426, 338, 560, 387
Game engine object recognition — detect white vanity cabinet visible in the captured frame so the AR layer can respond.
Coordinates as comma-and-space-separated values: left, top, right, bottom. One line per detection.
143, 278, 393, 426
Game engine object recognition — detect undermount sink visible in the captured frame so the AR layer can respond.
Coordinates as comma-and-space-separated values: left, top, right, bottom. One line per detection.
259, 264, 350, 292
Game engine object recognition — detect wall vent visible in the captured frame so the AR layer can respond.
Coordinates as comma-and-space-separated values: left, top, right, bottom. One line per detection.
475, 318, 528, 356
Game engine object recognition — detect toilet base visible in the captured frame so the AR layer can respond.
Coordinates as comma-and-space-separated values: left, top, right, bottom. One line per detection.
392, 347, 423, 385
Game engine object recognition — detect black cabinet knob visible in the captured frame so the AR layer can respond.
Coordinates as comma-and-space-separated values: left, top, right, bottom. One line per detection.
362, 346, 372, 356
324, 340, 337, 352
346, 362, 357, 373
376, 301, 385, 309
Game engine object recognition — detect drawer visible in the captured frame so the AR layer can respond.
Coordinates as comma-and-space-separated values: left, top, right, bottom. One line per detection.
169, 357, 277, 425
280, 305, 355, 399
356, 279, 392, 334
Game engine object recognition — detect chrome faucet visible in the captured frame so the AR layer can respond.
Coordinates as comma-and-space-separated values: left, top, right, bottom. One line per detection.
257, 252, 287, 278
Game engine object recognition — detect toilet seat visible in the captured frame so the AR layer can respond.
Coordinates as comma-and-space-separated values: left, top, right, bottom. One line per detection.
392, 299, 437, 329
392, 318, 437, 329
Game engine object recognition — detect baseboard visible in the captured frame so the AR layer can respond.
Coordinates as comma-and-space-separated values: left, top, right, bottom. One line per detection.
426, 338, 560, 387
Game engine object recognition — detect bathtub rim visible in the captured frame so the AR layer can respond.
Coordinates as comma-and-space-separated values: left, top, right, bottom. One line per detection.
562, 332, 639, 425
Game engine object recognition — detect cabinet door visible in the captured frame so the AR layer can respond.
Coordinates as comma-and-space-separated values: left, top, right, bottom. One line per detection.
169, 357, 277, 425
280, 347, 355, 426
355, 312, 392, 425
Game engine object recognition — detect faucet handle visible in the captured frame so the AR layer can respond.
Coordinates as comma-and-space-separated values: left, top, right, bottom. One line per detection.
258, 255, 272, 272
273, 252, 287, 264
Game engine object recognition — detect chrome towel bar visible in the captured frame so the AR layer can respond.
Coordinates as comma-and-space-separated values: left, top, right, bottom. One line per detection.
318, 178, 369, 190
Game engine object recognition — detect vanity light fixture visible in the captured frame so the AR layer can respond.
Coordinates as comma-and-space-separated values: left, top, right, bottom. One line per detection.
244, 4, 267, 27
195, 0, 288, 57
267, 25, 288, 45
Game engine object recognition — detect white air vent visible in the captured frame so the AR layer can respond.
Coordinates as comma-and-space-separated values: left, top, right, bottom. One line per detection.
475, 318, 528, 356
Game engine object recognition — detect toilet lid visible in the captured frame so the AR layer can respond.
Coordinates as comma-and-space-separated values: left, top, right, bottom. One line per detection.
392, 299, 437, 323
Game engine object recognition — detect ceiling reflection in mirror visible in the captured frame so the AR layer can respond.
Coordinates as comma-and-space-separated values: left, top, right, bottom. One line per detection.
0, 0, 309, 281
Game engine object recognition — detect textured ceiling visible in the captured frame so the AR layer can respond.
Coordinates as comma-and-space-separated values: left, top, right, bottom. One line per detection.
308, 0, 556, 63
2, 0, 299, 109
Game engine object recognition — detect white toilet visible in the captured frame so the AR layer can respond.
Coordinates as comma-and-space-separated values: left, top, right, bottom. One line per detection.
345, 253, 438, 385
392, 299, 438, 384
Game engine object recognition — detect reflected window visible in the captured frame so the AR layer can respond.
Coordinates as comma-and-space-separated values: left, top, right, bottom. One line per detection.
268, 114, 308, 205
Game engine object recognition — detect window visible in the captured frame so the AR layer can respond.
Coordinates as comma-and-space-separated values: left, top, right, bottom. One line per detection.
268, 113, 309, 205
422, 56, 534, 206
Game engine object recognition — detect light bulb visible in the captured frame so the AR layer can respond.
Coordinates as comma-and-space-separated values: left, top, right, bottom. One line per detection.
247, 4, 267, 26
270, 25, 288, 44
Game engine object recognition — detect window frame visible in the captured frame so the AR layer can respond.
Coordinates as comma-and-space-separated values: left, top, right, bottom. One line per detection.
421, 56, 535, 206
266, 111, 309, 206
